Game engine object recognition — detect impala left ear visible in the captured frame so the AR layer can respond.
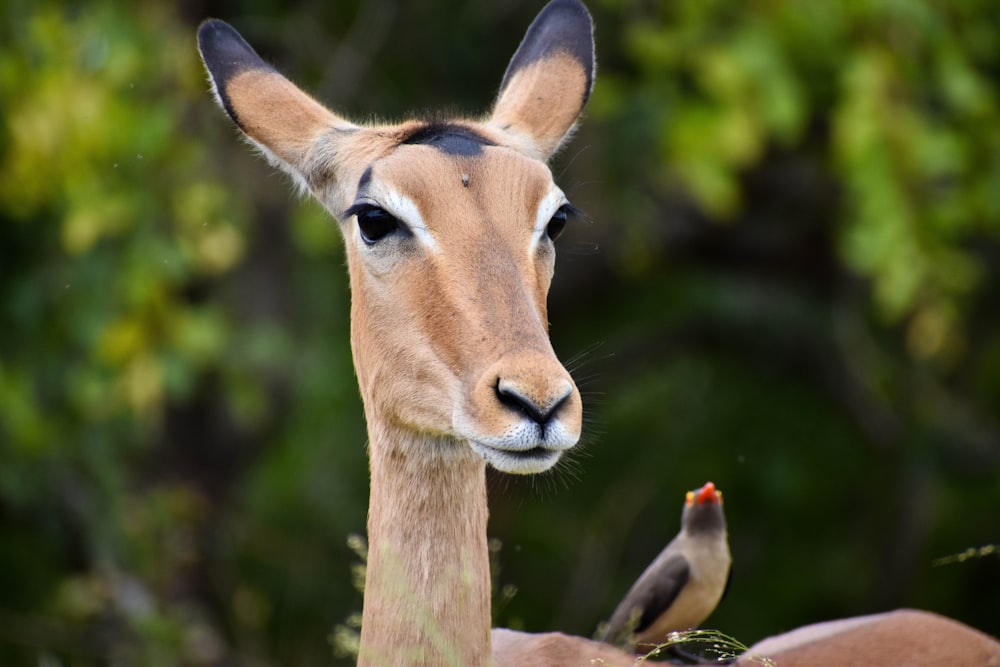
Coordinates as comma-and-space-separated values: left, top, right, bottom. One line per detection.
488, 0, 595, 161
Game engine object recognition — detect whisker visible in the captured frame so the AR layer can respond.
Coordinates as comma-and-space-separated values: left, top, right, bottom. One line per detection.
556, 144, 593, 180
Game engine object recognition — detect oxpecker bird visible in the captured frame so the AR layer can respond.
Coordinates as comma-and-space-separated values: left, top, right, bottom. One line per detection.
601, 481, 731, 651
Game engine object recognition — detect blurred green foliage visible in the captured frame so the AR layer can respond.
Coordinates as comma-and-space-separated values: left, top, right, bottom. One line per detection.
1, 0, 998, 665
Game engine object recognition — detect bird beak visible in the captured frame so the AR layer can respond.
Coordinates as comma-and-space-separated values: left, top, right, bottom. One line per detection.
696, 481, 721, 505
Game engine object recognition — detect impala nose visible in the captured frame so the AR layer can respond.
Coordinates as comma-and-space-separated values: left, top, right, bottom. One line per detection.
495, 377, 573, 428
460, 355, 582, 473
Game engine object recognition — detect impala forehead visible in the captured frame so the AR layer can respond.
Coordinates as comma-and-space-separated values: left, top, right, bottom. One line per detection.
355, 144, 564, 241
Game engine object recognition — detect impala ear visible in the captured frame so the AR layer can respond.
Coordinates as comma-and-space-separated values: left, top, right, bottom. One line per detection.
197, 19, 357, 193
488, 0, 595, 161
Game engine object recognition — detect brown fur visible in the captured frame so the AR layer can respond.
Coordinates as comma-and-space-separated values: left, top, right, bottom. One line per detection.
492, 629, 638, 666
743, 609, 1000, 666
340, 139, 583, 666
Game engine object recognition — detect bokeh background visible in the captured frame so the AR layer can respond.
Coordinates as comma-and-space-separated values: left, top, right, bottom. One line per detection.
2, 0, 999, 664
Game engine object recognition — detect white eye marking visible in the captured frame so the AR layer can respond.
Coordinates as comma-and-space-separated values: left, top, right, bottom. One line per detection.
357, 180, 439, 253
530, 187, 569, 254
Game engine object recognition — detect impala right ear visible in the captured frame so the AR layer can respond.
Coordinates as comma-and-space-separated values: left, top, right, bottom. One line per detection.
197, 19, 357, 193
488, 0, 595, 161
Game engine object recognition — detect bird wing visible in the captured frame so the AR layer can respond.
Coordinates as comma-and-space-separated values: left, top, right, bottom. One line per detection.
633, 554, 690, 634
600, 547, 693, 646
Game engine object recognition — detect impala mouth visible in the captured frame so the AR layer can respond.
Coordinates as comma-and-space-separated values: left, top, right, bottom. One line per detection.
469, 441, 563, 475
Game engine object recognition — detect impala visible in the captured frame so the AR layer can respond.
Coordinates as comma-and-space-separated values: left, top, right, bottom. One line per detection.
197, 1, 1000, 664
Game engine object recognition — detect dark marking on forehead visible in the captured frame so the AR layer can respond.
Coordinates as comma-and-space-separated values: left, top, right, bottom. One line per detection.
357, 165, 373, 192
401, 123, 494, 156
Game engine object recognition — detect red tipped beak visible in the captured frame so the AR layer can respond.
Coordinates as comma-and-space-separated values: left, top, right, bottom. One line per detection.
696, 482, 719, 504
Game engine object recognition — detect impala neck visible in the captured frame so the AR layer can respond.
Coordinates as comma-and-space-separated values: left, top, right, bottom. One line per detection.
359, 420, 493, 667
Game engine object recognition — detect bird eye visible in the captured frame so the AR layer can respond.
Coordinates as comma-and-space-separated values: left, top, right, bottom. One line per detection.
546, 207, 568, 241
353, 206, 400, 245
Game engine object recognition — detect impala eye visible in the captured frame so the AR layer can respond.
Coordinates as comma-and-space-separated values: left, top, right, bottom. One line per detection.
350, 205, 401, 245
546, 204, 576, 241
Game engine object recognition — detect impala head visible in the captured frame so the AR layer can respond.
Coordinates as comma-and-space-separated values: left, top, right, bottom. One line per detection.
198, 0, 595, 474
